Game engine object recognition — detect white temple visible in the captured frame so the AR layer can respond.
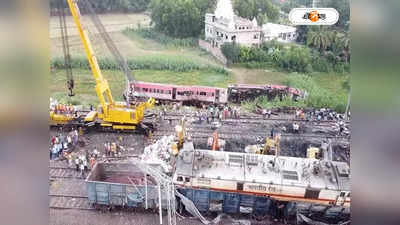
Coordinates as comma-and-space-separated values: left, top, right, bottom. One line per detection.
204, 0, 298, 47
205, 0, 261, 47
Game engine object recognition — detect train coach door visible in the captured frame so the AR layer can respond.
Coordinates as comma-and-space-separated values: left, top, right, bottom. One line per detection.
216, 90, 220, 103
335, 191, 346, 206
172, 88, 176, 100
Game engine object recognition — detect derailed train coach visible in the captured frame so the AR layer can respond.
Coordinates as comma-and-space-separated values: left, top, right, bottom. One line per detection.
126, 81, 304, 105
227, 84, 305, 103
128, 81, 228, 105
173, 143, 350, 224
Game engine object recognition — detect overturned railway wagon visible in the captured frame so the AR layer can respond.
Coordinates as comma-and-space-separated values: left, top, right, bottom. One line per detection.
86, 163, 166, 209
173, 142, 350, 223
227, 84, 305, 103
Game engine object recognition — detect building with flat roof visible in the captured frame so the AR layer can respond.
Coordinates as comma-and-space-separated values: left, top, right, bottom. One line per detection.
262, 22, 297, 43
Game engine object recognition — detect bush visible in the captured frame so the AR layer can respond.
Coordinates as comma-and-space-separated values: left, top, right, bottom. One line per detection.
221, 43, 241, 64
124, 28, 197, 48
311, 56, 331, 73
51, 56, 228, 74
275, 47, 313, 73
224, 40, 349, 74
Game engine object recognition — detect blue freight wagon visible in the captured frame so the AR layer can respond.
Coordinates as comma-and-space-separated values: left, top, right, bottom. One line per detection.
85, 162, 165, 209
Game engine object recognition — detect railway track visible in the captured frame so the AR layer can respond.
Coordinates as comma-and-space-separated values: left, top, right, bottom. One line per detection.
49, 194, 94, 210
153, 129, 349, 140
49, 167, 86, 180
163, 113, 349, 124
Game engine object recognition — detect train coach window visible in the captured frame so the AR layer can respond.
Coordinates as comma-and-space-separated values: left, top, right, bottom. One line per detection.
185, 177, 190, 182
200, 92, 206, 96
143, 88, 148, 92
160, 90, 164, 94
168, 90, 172, 94
237, 182, 244, 191
212, 93, 214, 97
305, 188, 320, 199
177, 176, 183, 182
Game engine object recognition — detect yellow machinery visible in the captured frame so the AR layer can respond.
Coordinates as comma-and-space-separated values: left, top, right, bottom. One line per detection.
307, 147, 320, 159
53, 0, 155, 132
49, 111, 74, 126
262, 133, 280, 155
172, 117, 185, 156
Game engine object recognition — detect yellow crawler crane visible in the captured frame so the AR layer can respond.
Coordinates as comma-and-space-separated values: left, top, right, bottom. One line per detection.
64, 0, 154, 132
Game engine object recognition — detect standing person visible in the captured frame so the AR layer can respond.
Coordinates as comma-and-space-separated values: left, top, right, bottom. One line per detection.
270, 127, 275, 138
89, 155, 95, 169
79, 163, 85, 177
93, 148, 99, 159
75, 157, 80, 171
223, 106, 228, 120
209, 106, 214, 122
67, 154, 73, 168
83, 159, 88, 172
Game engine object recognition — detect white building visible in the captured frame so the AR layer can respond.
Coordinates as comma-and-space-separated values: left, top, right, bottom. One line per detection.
205, 0, 262, 48
262, 23, 297, 43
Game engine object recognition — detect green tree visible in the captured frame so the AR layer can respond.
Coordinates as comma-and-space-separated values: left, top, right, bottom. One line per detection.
340, 32, 350, 63
234, 0, 279, 24
307, 26, 331, 53
296, 25, 309, 44
150, 0, 216, 38
321, 0, 350, 29
221, 43, 241, 64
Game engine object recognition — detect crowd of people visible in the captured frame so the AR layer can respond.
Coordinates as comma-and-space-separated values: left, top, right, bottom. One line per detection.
49, 98, 78, 116
194, 105, 241, 124
70, 149, 100, 177
295, 108, 349, 121
49, 129, 79, 160
104, 141, 126, 157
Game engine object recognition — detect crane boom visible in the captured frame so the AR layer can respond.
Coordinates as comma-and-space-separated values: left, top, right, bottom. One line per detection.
63, 0, 155, 132
66, 0, 114, 112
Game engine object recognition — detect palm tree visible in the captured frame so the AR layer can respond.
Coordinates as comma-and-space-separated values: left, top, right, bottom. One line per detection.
306, 26, 331, 53
339, 33, 350, 62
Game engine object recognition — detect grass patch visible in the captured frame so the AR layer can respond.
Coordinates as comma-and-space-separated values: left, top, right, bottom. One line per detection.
51, 56, 228, 74
51, 69, 234, 106
241, 73, 349, 113
230, 66, 287, 85
123, 27, 197, 48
